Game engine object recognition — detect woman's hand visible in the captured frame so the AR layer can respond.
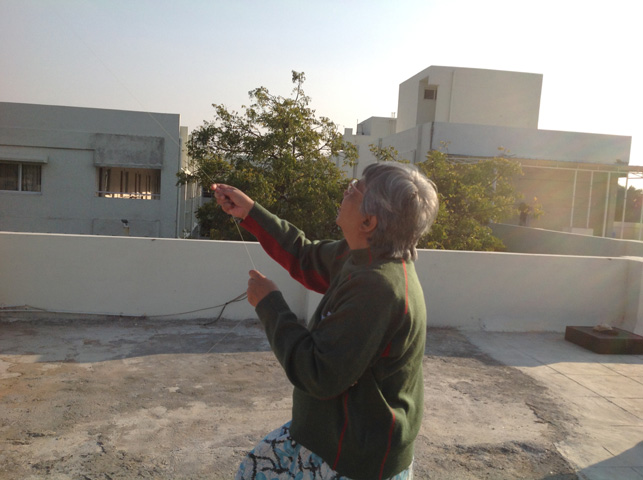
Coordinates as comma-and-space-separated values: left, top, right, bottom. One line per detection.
212, 184, 255, 219
247, 270, 279, 307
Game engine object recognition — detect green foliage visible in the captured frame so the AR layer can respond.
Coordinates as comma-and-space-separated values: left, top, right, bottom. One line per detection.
369, 145, 524, 251
179, 71, 358, 240
616, 183, 643, 223
369, 144, 405, 163
416, 149, 524, 251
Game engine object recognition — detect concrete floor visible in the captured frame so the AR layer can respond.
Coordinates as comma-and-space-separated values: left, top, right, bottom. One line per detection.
465, 331, 643, 480
1, 318, 641, 479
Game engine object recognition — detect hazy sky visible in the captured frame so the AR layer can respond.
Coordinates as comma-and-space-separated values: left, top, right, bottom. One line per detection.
1, 0, 640, 165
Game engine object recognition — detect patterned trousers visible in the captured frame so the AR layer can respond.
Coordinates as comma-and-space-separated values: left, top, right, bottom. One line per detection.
235, 422, 413, 480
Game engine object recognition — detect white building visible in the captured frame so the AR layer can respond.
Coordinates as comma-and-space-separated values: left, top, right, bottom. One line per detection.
344, 66, 634, 236
2, 68, 636, 239
0, 102, 199, 238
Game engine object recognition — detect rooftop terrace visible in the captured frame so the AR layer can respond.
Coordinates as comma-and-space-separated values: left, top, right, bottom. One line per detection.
1, 318, 641, 479
2, 228, 643, 478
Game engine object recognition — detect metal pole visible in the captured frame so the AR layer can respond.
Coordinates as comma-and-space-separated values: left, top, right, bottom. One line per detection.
570, 169, 578, 231
620, 174, 629, 239
586, 171, 594, 230
602, 172, 611, 238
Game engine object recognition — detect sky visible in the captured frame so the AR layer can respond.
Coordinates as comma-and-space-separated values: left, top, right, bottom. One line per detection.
1, 0, 640, 167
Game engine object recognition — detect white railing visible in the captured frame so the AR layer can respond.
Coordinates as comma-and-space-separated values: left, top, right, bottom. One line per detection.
97, 191, 160, 200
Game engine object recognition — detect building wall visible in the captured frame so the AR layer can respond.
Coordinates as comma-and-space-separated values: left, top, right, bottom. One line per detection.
396, 66, 542, 133
344, 65, 632, 236
0, 102, 182, 237
355, 117, 396, 137
176, 125, 201, 238
343, 121, 630, 182
2, 231, 642, 336
447, 67, 542, 128
429, 122, 630, 164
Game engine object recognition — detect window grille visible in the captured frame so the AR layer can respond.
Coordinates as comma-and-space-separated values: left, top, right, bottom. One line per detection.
97, 167, 160, 199
424, 88, 437, 100
0, 162, 42, 192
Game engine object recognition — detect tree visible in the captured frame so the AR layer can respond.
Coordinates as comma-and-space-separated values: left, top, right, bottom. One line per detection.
179, 71, 357, 240
418, 149, 527, 250
372, 145, 526, 251
616, 183, 643, 223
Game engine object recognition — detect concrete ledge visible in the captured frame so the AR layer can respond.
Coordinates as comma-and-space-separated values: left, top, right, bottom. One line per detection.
565, 326, 643, 354
2, 231, 643, 334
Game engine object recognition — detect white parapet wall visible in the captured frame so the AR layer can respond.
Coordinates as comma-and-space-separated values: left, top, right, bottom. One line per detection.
1, 231, 642, 335
0, 232, 295, 322
417, 249, 642, 333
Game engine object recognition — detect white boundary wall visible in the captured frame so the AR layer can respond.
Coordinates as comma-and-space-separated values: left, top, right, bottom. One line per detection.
1, 232, 642, 335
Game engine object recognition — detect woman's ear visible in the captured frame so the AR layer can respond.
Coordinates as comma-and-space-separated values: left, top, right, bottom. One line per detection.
360, 215, 378, 234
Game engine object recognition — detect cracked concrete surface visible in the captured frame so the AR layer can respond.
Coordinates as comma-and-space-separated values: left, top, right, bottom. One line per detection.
0, 318, 577, 479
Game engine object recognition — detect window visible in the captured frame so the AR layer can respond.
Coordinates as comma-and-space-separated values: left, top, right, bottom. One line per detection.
97, 167, 161, 199
424, 88, 437, 100
0, 162, 42, 192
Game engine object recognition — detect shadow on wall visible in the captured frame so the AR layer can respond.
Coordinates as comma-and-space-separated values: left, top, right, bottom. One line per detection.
491, 223, 643, 257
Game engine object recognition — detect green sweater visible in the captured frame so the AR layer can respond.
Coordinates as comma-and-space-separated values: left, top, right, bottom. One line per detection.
242, 204, 426, 480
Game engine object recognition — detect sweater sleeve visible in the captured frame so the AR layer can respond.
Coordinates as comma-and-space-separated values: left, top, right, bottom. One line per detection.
241, 203, 348, 294
255, 270, 404, 399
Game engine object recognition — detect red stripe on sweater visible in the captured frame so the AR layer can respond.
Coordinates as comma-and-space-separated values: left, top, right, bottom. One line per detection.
241, 215, 330, 294
336, 248, 350, 261
378, 409, 396, 480
333, 391, 350, 470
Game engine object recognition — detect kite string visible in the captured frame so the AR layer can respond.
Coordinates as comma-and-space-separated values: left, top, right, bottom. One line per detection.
53, 5, 255, 268
51, 5, 257, 351
233, 217, 258, 271
200, 169, 258, 271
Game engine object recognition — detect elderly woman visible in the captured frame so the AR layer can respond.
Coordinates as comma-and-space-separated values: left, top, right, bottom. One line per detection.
214, 162, 439, 480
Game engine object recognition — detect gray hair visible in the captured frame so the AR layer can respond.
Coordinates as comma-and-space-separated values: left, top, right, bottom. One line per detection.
361, 162, 439, 261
